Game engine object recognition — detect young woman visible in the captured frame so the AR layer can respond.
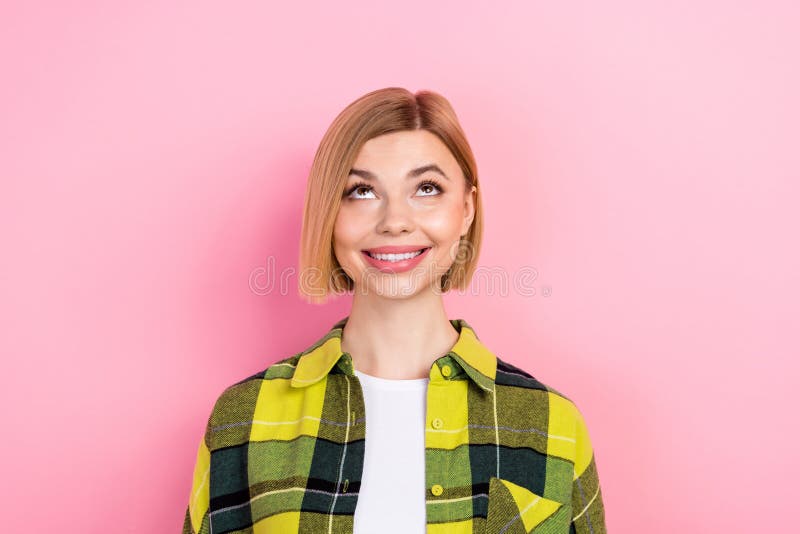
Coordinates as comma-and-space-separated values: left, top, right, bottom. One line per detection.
183, 88, 607, 534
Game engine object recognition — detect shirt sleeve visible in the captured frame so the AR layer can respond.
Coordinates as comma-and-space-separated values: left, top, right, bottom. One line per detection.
570, 407, 607, 533
182, 436, 211, 534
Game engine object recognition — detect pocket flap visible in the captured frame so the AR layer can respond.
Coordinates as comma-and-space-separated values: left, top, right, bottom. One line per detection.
486, 477, 570, 533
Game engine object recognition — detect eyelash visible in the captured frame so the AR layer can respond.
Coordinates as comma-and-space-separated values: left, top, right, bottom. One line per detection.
344, 179, 444, 198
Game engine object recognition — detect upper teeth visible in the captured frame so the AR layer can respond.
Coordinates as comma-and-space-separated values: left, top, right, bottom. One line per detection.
368, 249, 425, 262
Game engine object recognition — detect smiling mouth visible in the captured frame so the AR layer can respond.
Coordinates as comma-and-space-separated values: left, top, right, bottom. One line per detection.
362, 247, 430, 262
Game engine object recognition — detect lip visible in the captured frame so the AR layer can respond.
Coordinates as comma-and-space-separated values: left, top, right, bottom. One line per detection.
362, 245, 431, 254
361, 246, 432, 274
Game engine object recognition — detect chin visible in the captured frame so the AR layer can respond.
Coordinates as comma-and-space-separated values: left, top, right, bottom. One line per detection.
361, 278, 432, 299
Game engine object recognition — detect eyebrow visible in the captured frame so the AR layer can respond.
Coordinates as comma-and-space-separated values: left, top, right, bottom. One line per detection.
349, 164, 450, 181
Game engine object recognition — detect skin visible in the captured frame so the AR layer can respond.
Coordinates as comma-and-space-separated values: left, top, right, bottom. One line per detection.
333, 129, 477, 379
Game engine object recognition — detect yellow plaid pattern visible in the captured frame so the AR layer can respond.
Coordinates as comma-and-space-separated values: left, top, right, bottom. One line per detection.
183, 317, 606, 533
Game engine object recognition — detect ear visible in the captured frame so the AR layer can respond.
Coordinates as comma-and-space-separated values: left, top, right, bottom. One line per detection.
462, 185, 477, 236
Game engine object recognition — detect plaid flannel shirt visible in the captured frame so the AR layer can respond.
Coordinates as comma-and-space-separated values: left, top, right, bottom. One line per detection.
183, 317, 606, 533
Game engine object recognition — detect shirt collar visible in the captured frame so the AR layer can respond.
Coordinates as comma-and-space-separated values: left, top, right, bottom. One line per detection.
290, 316, 497, 393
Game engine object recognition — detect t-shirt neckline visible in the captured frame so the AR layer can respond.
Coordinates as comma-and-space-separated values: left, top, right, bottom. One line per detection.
354, 368, 429, 390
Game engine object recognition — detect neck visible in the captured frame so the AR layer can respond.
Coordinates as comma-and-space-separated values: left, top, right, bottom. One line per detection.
341, 290, 459, 380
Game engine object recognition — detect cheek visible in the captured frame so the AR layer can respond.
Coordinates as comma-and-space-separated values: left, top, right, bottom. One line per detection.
333, 208, 368, 254
422, 202, 465, 239
333, 209, 354, 242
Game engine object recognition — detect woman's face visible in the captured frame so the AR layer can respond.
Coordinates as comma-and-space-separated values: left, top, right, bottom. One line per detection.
333, 129, 476, 299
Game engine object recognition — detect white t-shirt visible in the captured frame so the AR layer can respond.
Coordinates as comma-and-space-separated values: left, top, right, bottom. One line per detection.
352, 369, 429, 533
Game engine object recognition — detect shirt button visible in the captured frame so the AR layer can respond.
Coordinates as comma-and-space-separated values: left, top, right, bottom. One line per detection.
431, 484, 444, 496
441, 365, 452, 377
431, 417, 443, 429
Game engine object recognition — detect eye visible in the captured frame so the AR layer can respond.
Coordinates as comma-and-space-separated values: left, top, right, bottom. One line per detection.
416, 179, 444, 197
345, 181, 376, 199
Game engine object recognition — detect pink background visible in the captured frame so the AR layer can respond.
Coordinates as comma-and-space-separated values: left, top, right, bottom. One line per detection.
2, 1, 798, 532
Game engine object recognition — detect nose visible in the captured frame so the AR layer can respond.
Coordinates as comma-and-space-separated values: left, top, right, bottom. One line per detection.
376, 195, 415, 235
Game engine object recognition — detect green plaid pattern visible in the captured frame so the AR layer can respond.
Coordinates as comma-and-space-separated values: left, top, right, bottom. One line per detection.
183, 317, 606, 533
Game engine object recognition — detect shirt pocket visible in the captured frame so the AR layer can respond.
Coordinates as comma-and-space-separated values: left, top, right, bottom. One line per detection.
485, 477, 571, 534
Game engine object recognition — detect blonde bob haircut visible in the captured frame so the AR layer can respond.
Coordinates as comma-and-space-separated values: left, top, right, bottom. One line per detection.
298, 87, 483, 304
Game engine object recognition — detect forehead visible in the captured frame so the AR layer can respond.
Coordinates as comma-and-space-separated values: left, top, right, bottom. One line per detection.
352, 130, 459, 172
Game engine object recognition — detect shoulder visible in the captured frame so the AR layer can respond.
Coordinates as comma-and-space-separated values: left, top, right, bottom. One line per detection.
495, 358, 602, 487
494, 356, 598, 473
202, 353, 304, 451
212, 352, 302, 401
495, 355, 572, 401
494, 355, 591, 434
